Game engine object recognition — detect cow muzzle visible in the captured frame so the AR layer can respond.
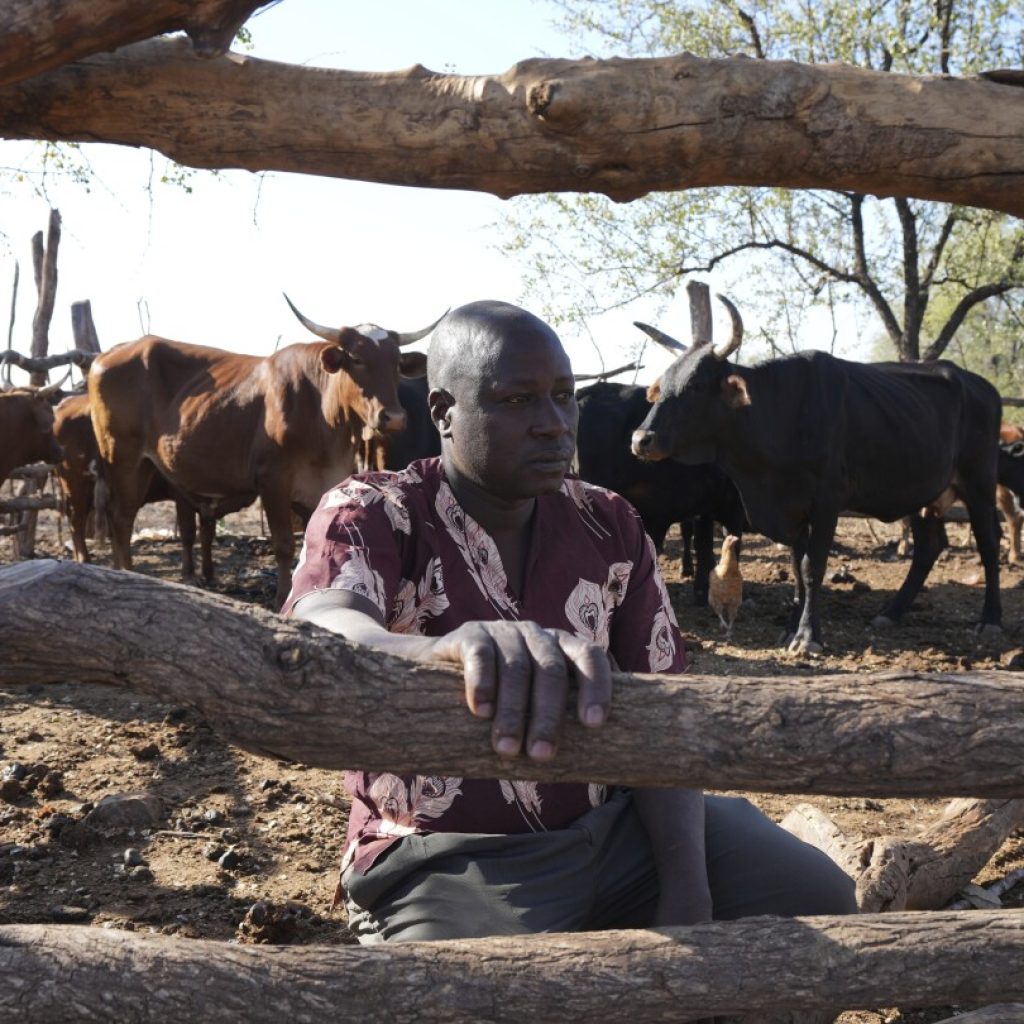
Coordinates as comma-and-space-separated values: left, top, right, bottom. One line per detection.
630, 428, 666, 461
368, 408, 407, 435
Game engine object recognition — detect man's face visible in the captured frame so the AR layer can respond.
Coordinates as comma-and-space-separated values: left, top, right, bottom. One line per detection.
440, 322, 577, 501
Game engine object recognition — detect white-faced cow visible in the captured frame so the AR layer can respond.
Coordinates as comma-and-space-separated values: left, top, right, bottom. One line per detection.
630, 296, 1002, 654
88, 299, 443, 607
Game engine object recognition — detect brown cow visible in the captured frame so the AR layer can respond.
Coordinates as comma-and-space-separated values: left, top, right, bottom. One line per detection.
897, 421, 1024, 563
0, 386, 64, 488
88, 300, 441, 607
998, 423, 1024, 564
53, 392, 226, 579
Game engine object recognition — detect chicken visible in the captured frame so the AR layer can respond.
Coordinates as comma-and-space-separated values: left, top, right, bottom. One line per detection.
708, 534, 743, 638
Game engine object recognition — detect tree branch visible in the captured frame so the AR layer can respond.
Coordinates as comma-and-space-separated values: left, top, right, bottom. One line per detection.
0, 39, 1022, 213
0, 0, 273, 86
850, 194, 904, 348
924, 282, 1022, 361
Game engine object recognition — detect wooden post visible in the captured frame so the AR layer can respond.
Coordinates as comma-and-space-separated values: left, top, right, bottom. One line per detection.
17, 208, 61, 559
70, 299, 101, 355
687, 279, 713, 346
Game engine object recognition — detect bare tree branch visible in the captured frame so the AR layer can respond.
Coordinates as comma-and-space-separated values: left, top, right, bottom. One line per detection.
0, 39, 1022, 213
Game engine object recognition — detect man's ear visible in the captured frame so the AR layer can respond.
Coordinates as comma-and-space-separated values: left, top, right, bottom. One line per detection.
721, 374, 751, 409
429, 388, 455, 438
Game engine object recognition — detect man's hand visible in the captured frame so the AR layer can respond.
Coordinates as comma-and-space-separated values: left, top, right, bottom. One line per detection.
425, 620, 612, 762
291, 589, 611, 762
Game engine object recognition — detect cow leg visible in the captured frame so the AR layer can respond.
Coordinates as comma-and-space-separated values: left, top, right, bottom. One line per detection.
965, 495, 1003, 633
783, 527, 809, 644
873, 515, 947, 628
691, 515, 714, 607
787, 514, 836, 655
680, 519, 694, 577
199, 512, 216, 582
261, 484, 297, 610
175, 500, 197, 580
62, 481, 91, 563
101, 460, 155, 572
996, 484, 1023, 564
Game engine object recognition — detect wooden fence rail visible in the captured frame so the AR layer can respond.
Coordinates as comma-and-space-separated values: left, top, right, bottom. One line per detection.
0, 493, 59, 513
1, 560, 1022, 1021
1, 911, 1023, 1022
1, 559, 1023, 798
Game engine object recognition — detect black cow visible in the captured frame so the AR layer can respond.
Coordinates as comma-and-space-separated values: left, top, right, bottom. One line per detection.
630, 295, 1002, 654
576, 380, 746, 605
382, 376, 441, 471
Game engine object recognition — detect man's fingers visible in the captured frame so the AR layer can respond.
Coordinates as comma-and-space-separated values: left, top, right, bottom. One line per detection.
490, 626, 534, 757
454, 625, 498, 720
555, 632, 612, 728
520, 624, 570, 762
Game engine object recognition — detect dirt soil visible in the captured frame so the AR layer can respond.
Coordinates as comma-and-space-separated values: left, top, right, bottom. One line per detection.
1, 499, 1022, 1024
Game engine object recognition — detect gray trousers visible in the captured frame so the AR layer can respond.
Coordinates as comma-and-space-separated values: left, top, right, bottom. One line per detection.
344, 791, 857, 944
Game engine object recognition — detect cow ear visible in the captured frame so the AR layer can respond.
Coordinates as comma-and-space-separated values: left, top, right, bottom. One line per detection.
320, 346, 348, 375
399, 351, 428, 379
721, 373, 751, 409
646, 379, 662, 403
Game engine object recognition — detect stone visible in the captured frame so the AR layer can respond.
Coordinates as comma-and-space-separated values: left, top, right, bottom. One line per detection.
84, 793, 164, 830
51, 905, 91, 923
123, 848, 145, 867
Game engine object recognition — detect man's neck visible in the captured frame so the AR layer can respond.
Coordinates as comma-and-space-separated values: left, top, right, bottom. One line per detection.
441, 458, 536, 537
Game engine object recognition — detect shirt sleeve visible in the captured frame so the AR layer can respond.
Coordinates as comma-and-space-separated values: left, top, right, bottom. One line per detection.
608, 505, 688, 675
281, 480, 405, 619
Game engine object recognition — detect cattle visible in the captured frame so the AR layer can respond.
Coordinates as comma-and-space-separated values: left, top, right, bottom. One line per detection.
0, 385, 64, 488
364, 375, 441, 472
53, 392, 224, 580
630, 295, 1003, 654
996, 423, 1024, 564
575, 380, 746, 605
896, 422, 1024, 564
88, 300, 442, 607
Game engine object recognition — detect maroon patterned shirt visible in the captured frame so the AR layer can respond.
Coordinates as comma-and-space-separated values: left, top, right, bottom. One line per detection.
283, 458, 686, 875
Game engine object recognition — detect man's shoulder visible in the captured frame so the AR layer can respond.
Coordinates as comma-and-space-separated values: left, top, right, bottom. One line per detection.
321, 458, 441, 511
557, 475, 647, 539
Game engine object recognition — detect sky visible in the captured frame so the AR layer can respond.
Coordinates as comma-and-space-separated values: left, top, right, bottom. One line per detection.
0, 0, 796, 389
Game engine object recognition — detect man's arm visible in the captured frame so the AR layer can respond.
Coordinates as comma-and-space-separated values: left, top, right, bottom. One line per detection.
291, 588, 612, 762
632, 787, 712, 926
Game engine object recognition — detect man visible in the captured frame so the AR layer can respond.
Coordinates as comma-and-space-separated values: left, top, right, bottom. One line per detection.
285, 299, 856, 943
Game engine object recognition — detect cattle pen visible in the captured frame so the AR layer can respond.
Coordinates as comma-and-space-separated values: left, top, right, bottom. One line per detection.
1, 557, 1023, 1023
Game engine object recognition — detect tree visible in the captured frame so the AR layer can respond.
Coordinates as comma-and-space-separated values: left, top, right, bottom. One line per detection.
501, 0, 1024, 363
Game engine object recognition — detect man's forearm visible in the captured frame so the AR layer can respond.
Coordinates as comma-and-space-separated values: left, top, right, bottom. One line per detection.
292, 599, 436, 662
632, 787, 712, 924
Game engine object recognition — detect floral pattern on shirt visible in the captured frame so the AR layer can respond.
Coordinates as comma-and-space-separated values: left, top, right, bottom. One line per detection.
324, 477, 413, 536
389, 556, 450, 635
435, 481, 518, 617
564, 561, 633, 647
368, 773, 464, 836
499, 780, 545, 829
328, 547, 387, 616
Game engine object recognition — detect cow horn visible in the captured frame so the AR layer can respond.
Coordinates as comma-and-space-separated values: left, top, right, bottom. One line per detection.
283, 293, 342, 344
712, 295, 744, 361
395, 310, 449, 347
34, 366, 74, 398
633, 321, 688, 354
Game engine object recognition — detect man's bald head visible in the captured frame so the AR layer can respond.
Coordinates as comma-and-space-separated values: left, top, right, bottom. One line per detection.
428, 300, 566, 396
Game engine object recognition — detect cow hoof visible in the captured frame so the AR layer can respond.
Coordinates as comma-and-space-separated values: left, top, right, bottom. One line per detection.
787, 637, 823, 657
870, 614, 895, 630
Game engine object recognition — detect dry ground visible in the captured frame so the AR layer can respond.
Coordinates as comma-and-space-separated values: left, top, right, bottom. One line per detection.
1, 498, 1022, 1023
